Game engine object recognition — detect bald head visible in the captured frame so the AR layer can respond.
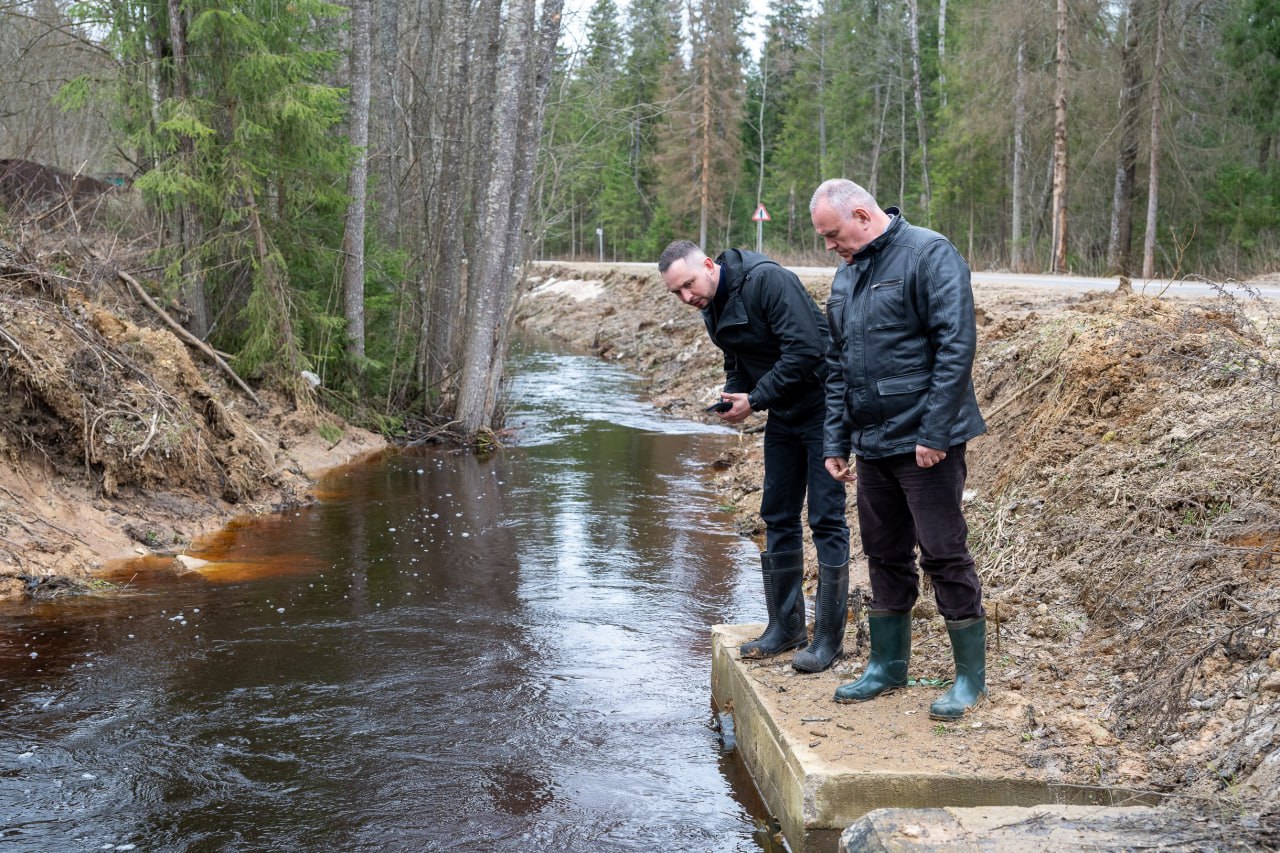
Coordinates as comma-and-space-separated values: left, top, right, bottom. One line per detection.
810, 179, 891, 263
810, 179, 877, 216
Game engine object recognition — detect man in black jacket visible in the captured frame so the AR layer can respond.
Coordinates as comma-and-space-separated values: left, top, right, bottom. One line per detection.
810, 179, 989, 721
658, 240, 850, 673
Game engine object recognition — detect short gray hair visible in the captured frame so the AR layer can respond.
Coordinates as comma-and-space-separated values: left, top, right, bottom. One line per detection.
810, 179, 876, 215
658, 239, 705, 273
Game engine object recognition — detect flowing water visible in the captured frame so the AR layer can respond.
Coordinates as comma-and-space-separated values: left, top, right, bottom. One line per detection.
0, 344, 781, 852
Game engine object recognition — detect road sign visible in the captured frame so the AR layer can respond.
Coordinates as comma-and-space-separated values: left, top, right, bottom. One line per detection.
751, 203, 771, 222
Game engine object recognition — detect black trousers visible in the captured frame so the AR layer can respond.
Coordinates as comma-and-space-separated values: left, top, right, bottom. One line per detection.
760, 412, 849, 567
855, 443, 984, 621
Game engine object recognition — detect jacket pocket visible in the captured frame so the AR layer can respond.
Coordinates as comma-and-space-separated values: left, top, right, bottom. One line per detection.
868, 278, 906, 330
877, 370, 930, 396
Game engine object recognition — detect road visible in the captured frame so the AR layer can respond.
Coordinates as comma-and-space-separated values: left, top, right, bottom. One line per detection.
535, 260, 1280, 301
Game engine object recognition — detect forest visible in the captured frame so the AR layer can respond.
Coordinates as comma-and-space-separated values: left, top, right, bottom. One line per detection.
1, 0, 1278, 432
542, 0, 1280, 277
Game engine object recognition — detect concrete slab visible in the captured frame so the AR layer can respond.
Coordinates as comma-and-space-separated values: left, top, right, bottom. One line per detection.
711, 624, 1159, 853
840, 805, 1228, 852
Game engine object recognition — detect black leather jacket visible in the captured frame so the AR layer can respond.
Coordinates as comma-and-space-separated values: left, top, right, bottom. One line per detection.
704, 249, 830, 423
823, 210, 986, 459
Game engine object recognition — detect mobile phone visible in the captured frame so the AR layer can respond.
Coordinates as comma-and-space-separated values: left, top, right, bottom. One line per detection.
705, 400, 733, 413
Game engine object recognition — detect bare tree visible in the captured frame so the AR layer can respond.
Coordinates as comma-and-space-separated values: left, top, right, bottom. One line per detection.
1050, 0, 1069, 273
1107, 0, 1145, 276
906, 0, 931, 219
937, 0, 947, 109
342, 0, 373, 364
1012, 29, 1027, 271
1141, 0, 1168, 279
455, 0, 564, 432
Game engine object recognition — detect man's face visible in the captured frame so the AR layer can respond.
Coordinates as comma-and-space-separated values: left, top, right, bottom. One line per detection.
661, 254, 717, 309
812, 199, 874, 264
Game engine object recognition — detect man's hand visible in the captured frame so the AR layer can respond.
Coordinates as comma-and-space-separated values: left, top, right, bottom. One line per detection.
916, 445, 947, 468
716, 392, 753, 424
825, 456, 856, 482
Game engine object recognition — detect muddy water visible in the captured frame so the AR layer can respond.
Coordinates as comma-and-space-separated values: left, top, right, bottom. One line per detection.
0, 346, 780, 851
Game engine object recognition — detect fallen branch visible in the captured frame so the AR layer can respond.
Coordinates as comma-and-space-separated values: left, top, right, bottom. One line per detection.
984, 363, 1060, 422
108, 263, 262, 407
0, 323, 38, 372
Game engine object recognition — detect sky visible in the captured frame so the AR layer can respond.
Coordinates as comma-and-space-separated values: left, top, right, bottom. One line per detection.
557, 0, 777, 63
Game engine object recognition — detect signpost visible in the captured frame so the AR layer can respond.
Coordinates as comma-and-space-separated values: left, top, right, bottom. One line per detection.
596, 227, 604, 263
751, 203, 771, 252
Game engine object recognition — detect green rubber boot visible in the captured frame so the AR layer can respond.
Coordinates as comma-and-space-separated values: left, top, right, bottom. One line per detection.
833, 610, 911, 702
739, 550, 807, 659
792, 560, 849, 673
929, 617, 988, 721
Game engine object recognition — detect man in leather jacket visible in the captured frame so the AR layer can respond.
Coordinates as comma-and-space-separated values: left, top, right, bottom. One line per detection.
658, 240, 850, 673
810, 179, 989, 721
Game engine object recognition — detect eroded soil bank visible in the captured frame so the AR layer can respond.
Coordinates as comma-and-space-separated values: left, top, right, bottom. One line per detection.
518, 260, 1280, 829
0, 239, 386, 600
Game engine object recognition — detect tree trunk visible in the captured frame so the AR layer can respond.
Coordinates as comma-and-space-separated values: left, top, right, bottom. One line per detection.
906, 0, 932, 220
1011, 31, 1027, 271
1050, 0, 1070, 273
756, 45, 767, 237
816, 11, 827, 178
698, 26, 712, 249
1142, 0, 1168, 279
1107, 0, 1145, 276
483, 0, 566, 419
937, 0, 947, 109
371, 0, 402, 244
167, 0, 210, 339
456, 0, 563, 433
870, 82, 889, 198
421, 0, 481, 409
342, 0, 373, 364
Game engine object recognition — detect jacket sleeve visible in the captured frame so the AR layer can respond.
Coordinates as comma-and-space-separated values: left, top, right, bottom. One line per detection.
743, 268, 826, 411
721, 348, 751, 394
916, 238, 977, 450
822, 274, 852, 458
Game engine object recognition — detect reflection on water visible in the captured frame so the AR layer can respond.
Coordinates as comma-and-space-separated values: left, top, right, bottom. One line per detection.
0, 347, 773, 851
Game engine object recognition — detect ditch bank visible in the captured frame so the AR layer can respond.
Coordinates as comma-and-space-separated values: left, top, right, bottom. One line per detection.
517, 260, 1280, 848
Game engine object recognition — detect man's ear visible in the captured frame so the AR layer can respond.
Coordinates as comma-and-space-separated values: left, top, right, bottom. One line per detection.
703, 255, 715, 272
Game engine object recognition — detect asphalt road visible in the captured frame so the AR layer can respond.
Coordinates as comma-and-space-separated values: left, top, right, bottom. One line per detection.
537, 260, 1280, 301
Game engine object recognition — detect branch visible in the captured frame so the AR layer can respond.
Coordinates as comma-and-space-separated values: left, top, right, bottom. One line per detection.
105, 260, 262, 407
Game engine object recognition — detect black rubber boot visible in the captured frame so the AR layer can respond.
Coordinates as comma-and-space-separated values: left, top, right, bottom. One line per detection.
792, 560, 849, 673
833, 610, 911, 702
929, 617, 988, 720
739, 549, 807, 659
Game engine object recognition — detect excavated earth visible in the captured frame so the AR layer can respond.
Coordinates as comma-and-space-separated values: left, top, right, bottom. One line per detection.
518, 260, 1280, 836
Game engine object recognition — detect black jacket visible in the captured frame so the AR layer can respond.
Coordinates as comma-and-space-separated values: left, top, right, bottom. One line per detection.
703, 249, 830, 423
823, 210, 987, 459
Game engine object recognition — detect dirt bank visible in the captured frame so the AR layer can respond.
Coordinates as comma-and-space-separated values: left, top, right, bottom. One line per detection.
518, 260, 1280, 822
0, 238, 385, 600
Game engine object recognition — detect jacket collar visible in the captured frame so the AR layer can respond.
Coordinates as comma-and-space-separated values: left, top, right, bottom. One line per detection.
850, 207, 905, 263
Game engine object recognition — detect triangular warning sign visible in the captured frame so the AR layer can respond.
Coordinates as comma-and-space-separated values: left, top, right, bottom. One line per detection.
751, 203, 771, 222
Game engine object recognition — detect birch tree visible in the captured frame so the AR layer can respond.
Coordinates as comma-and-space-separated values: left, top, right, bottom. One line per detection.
1050, 0, 1070, 273
341, 0, 373, 364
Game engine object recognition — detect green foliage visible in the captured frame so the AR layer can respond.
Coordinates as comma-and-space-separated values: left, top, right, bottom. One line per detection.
1206, 165, 1280, 249
1222, 0, 1280, 138
63, 0, 370, 398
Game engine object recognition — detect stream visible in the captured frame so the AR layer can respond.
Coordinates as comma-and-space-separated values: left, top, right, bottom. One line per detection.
0, 343, 780, 851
